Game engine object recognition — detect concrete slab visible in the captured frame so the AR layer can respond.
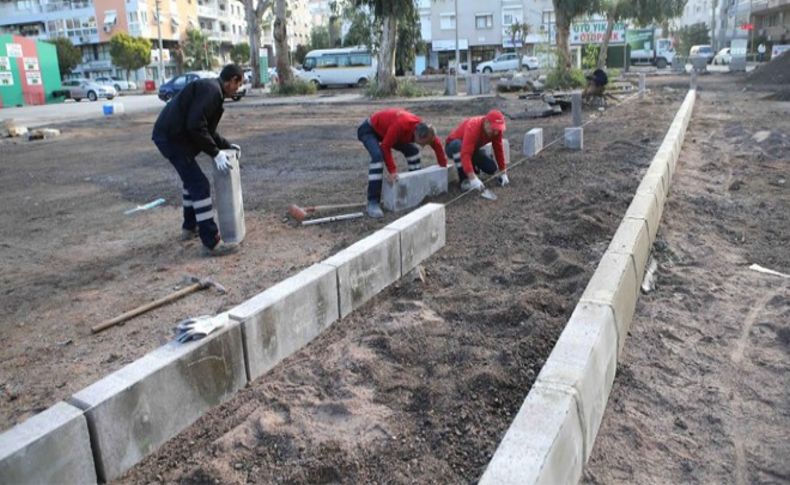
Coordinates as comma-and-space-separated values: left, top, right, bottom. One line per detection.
535, 302, 618, 460
481, 138, 511, 165
607, 217, 652, 285
323, 228, 401, 318
213, 150, 245, 244
523, 128, 543, 157
579, 252, 639, 355
636, 174, 667, 216
385, 203, 446, 275
0, 402, 96, 485
479, 384, 584, 485
564, 127, 583, 150
625, 192, 662, 243
70, 314, 246, 482
381, 165, 448, 212
229, 263, 338, 381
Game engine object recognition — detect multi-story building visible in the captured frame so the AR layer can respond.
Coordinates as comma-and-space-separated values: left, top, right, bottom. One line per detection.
260, 0, 311, 57
0, 0, 248, 81
751, 0, 790, 45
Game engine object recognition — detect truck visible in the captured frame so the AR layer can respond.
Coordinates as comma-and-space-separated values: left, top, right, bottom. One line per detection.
628, 28, 675, 68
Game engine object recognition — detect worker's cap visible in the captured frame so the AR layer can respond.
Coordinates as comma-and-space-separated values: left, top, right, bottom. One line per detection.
485, 110, 507, 132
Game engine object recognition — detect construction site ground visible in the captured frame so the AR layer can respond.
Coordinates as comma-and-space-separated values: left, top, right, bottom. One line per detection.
0, 73, 785, 483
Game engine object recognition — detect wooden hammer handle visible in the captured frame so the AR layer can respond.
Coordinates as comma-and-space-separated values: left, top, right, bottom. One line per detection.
91, 282, 203, 334
307, 203, 366, 212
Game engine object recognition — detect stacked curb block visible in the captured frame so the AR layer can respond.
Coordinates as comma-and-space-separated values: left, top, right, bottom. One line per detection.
0, 203, 446, 484
480, 89, 697, 485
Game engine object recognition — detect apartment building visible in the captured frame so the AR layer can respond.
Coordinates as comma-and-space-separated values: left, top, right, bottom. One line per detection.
0, 0, 247, 81
259, 0, 311, 57
422, 0, 555, 72
751, 0, 790, 44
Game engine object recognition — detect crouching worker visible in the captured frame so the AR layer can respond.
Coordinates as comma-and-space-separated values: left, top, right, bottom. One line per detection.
445, 109, 509, 192
152, 64, 243, 257
583, 68, 608, 98
358, 108, 448, 218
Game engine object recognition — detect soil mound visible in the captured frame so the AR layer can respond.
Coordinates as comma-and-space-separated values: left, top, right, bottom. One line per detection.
747, 50, 790, 84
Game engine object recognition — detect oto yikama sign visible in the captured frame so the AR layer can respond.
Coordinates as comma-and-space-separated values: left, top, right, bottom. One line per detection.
571, 20, 626, 45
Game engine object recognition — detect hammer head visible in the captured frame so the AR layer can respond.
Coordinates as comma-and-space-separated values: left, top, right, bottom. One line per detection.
288, 204, 307, 222
186, 276, 227, 294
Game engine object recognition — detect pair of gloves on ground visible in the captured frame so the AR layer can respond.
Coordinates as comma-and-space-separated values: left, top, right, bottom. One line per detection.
174, 315, 226, 343
213, 143, 242, 172
466, 173, 510, 191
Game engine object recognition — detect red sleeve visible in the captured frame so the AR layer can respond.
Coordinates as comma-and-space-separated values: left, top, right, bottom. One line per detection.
460, 123, 479, 175
493, 134, 506, 170
431, 136, 448, 167
379, 125, 400, 173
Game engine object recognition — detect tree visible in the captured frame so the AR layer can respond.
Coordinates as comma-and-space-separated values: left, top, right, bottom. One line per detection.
553, 0, 600, 70
508, 22, 531, 71
181, 28, 217, 70
310, 25, 331, 50
273, 0, 293, 84
231, 42, 250, 65
244, 0, 274, 87
343, 10, 375, 47
596, 0, 632, 68
395, 8, 421, 75
109, 33, 151, 80
676, 22, 710, 57
48, 37, 82, 77
353, 0, 417, 96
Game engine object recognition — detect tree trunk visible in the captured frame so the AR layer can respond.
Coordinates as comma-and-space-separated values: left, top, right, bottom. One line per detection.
273, 0, 292, 84
597, 17, 615, 68
245, 0, 261, 87
555, 7, 572, 70
376, 14, 398, 96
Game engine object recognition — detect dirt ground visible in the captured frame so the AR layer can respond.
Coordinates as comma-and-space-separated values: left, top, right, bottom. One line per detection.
2, 77, 685, 482
585, 78, 790, 483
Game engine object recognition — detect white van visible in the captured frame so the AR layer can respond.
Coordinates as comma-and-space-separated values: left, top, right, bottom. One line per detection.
298, 47, 376, 88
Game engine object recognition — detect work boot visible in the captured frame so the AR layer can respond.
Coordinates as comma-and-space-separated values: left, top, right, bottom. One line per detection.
367, 200, 384, 219
181, 227, 198, 241
202, 241, 239, 257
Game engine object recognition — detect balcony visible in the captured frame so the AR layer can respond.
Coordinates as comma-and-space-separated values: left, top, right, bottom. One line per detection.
197, 4, 218, 18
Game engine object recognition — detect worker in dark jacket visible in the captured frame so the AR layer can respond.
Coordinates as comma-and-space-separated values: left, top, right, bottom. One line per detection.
152, 64, 243, 256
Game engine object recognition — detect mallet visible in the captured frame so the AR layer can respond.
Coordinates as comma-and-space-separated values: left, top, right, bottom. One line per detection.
288, 202, 366, 222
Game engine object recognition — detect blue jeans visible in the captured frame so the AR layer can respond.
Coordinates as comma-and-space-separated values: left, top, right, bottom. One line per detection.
444, 139, 497, 182
153, 137, 219, 248
357, 119, 421, 201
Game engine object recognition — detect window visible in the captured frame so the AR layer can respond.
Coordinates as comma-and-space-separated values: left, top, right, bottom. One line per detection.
503, 7, 522, 26
349, 53, 371, 66
475, 14, 493, 29
317, 55, 338, 68
173, 75, 187, 85
440, 13, 455, 30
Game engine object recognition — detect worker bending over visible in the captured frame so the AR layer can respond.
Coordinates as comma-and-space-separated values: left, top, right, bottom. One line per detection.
152, 64, 243, 257
445, 109, 509, 192
358, 108, 448, 218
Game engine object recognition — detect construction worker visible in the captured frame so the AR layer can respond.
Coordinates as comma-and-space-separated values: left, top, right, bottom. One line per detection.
358, 108, 448, 218
445, 109, 509, 192
152, 64, 243, 257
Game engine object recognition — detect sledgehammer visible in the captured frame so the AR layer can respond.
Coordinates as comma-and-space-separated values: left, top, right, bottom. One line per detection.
288, 202, 366, 222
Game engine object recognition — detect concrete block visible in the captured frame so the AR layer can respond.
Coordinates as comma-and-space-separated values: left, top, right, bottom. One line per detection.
579, 252, 639, 355
480, 74, 491, 94
625, 192, 662, 243
564, 127, 583, 150
381, 165, 448, 212
70, 314, 246, 482
572, 92, 582, 127
466, 74, 481, 95
0, 402, 97, 485
482, 138, 511, 165
522, 128, 543, 157
230, 263, 338, 381
444, 75, 457, 96
607, 218, 651, 288
638, 73, 646, 99
323, 228, 401, 318
535, 302, 618, 460
213, 149, 245, 244
637, 174, 667, 216
479, 385, 584, 485
385, 203, 446, 275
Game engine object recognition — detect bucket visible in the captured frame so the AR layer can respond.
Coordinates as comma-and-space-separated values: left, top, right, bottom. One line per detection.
102, 103, 113, 116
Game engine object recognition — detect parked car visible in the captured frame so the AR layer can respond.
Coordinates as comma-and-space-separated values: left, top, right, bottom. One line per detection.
475, 53, 539, 73
60, 79, 117, 102
95, 76, 137, 92
158, 71, 246, 102
689, 45, 715, 64
712, 47, 731, 65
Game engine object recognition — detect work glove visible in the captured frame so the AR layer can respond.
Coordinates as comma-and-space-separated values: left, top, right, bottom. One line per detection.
214, 151, 232, 172
174, 315, 226, 343
386, 170, 399, 184
230, 143, 241, 159
467, 177, 485, 192
498, 173, 510, 187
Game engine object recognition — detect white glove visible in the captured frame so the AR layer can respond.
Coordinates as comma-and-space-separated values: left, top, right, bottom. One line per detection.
175, 315, 226, 343
214, 151, 232, 172
230, 143, 241, 159
498, 173, 510, 187
467, 177, 484, 191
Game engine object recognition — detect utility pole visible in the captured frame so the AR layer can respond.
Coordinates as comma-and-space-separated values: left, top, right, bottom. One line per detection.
155, 0, 165, 85
454, 0, 459, 87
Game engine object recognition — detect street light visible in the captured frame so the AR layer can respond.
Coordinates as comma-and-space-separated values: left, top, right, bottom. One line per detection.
155, 0, 165, 85
454, 0, 459, 86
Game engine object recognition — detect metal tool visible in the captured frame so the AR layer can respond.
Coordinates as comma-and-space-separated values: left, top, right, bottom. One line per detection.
124, 198, 166, 215
91, 276, 226, 334
301, 212, 365, 226
288, 202, 366, 222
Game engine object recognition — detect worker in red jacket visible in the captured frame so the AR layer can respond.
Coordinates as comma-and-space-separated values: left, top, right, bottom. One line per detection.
445, 109, 509, 192
358, 108, 448, 218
